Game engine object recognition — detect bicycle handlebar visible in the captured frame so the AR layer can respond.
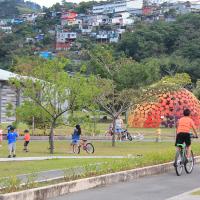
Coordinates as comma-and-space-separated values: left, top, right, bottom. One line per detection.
190, 134, 198, 139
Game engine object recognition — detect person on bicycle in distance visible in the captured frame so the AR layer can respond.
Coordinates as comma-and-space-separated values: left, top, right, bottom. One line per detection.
176, 109, 198, 159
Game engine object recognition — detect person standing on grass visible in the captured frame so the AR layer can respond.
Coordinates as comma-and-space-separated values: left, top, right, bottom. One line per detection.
7, 127, 18, 158
23, 129, 30, 152
7, 125, 13, 134
115, 115, 124, 141
69, 125, 81, 153
0, 124, 3, 147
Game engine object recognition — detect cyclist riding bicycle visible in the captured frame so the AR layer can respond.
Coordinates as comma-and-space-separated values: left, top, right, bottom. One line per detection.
175, 109, 198, 159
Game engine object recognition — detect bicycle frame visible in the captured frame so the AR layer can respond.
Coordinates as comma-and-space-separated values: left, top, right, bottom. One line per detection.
177, 143, 187, 164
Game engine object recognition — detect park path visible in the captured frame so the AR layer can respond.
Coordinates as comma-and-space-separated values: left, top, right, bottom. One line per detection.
51, 165, 200, 200
0, 155, 126, 162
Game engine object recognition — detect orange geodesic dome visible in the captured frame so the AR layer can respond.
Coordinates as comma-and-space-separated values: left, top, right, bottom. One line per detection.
128, 89, 200, 128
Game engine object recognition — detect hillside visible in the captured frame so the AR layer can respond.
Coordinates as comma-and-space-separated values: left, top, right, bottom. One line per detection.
0, 0, 41, 18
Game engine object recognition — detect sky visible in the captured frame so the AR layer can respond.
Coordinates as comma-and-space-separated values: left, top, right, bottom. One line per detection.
28, 0, 200, 8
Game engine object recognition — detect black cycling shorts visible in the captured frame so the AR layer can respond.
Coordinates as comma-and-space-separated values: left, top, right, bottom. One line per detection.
24, 141, 29, 147
175, 132, 191, 147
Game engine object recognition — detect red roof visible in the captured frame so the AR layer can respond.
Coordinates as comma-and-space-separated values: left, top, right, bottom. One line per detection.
61, 11, 77, 20
142, 7, 153, 15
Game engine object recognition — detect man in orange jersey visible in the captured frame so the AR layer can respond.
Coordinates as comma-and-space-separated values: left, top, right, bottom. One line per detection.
176, 109, 198, 158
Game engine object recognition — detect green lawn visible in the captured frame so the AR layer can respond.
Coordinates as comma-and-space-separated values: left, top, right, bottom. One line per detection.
0, 140, 175, 157
12, 123, 176, 140
192, 190, 200, 195
0, 141, 200, 178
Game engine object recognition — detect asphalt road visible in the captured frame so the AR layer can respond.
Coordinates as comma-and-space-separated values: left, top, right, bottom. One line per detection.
51, 165, 200, 200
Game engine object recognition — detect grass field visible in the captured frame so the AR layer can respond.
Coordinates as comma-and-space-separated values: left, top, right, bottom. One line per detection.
1, 141, 200, 178
0, 140, 174, 157
5, 123, 176, 140
192, 190, 200, 195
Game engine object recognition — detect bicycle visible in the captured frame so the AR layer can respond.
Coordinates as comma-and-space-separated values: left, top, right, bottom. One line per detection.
174, 134, 198, 176
121, 129, 133, 141
73, 139, 95, 154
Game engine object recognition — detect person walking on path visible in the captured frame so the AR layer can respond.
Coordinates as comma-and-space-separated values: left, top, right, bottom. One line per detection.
23, 129, 30, 152
7, 127, 18, 158
0, 124, 3, 147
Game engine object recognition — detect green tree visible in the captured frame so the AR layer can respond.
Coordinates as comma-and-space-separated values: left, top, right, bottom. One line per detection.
95, 79, 137, 146
88, 45, 160, 89
74, 1, 97, 14
16, 101, 52, 134
11, 58, 100, 153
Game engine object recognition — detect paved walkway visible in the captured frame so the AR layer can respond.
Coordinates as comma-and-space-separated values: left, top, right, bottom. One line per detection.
51, 165, 200, 200
166, 188, 200, 200
0, 155, 127, 162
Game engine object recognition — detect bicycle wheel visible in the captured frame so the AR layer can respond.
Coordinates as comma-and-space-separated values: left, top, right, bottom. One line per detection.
73, 144, 80, 154
185, 150, 194, 174
174, 151, 183, 176
127, 132, 132, 141
85, 143, 94, 154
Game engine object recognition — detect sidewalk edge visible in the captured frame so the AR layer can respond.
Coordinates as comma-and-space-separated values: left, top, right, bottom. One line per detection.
0, 156, 200, 200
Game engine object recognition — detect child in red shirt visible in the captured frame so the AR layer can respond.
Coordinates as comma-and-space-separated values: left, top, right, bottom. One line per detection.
24, 130, 30, 152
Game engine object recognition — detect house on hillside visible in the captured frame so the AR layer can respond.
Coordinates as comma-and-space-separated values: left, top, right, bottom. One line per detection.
0, 19, 13, 26
95, 30, 120, 43
0, 26, 12, 34
92, 0, 142, 14
61, 11, 78, 26
0, 69, 22, 123
191, 3, 200, 13
112, 12, 134, 25
21, 13, 38, 22
56, 31, 77, 50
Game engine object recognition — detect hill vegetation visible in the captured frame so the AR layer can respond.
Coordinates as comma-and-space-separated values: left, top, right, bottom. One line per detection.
0, 0, 41, 18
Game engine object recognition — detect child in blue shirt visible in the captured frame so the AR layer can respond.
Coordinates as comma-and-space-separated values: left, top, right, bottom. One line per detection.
7, 127, 18, 158
69, 125, 81, 153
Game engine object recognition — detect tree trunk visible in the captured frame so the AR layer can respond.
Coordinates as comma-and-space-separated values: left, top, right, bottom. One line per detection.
49, 120, 56, 154
32, 116, 35, 135
112, 118, 116, 147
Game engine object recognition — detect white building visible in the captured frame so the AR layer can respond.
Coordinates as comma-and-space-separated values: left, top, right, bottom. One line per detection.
191, 3, 200, 12
56, 31, 77, 50
0, 69, 21, 123
92, 0, 143, 14
22, 13, 38, 22
84, 15, 105, 26
0, 26, 12, 33
56, 31, 77, 43
112, 12, 134, 25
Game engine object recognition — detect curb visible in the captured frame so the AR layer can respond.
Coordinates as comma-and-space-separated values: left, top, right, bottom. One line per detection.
1, 156, 200, 200
0, 162, 173, 200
